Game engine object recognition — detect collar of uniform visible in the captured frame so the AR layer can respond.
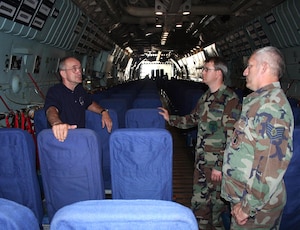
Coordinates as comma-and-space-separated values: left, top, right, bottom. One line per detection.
218, 84, 227, 93
212, 84, 227, 97
208, 84, 226, 94
246, 82, 281, 102
204, 84, 227, 102
254, 81, 281, 95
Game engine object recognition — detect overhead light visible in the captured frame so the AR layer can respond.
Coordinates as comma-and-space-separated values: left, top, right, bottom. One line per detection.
181, 0, 191, 15
155, 0, 166, 15
155, 17, 163, 28
176, 23, 182, 28
162, 31, 169, 38
161, 31, 169, 46
125, 46, 133, 54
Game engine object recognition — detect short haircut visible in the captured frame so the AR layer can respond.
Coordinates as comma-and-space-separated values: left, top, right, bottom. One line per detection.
253, 46, 285, 78
58, 56, 75, 71
205, 56, 228, 78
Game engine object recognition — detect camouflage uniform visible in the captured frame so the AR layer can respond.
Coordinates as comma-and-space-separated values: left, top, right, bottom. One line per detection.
221, 82, 294, 229
168, 84, 241, 230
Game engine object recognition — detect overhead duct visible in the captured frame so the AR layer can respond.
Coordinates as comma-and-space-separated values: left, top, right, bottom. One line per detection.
102, 0, 120, 20
121, 15, 156, 24
125, 7, 155, 17
191, 5, 231, 15
125, 5, 232, 17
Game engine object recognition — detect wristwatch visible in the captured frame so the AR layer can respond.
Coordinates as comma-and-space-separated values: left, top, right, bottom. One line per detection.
100, 109, 108, 114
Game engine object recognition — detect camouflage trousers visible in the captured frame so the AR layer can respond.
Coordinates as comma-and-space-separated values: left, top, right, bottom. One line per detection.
191, 165, 226, 230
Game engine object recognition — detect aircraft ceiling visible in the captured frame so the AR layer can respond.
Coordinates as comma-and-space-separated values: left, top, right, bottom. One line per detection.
72, 0, 285, 57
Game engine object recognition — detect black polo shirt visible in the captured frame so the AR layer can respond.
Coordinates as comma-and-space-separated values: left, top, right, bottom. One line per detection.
44, 83, 92, 128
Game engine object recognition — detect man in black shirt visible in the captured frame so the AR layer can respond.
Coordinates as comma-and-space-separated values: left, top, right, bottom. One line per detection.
44, 56, 112, 142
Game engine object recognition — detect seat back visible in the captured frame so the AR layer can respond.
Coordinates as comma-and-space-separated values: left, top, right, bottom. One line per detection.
0, 128, 43, 226
280, 126, 300, 229
182, 88, 204, 115
110, 128, 173, 200
0, 198, 40, 230
125, 108, 165, 128
99, 98, 129, 128
292, 107, 300, 126
132, 97, 162, 108
37, 128, 105, 221
137, 92, 160, 99
85, 110, 119, 190
33, 108, 48, 135
110, 93, 135, 109
51, 199, 198, 230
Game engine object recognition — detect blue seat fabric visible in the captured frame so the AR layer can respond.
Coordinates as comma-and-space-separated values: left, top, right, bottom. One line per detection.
125, 108, 165, 128
51, 199, 198, 230
280, 126, 300, 229
110, 128, 173, 200
0, 128, 43, 226
37, 128, 105, 222
0, 198, 40, 230
85, 110, 119, 190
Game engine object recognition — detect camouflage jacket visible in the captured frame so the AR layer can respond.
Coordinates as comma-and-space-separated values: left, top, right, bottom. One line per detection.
169, 84, 241, 171
221, 82, 294, 217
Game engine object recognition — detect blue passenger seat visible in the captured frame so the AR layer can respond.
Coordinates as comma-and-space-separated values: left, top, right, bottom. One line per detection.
132, 97, 162, 108
34, 108, 48, 135
37, 129, 105, 222
292, 107, 300, 126
0, 128, 43, 227
0, 198, 40, 230
51, 199, 198, 230
280, 126, 300, 229
99, 98, 129, 128
110, 128, 173, 200
85, 110, 119, 191
125, 108, 165, 128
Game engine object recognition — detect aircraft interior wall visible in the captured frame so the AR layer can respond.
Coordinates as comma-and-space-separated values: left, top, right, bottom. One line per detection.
0, 0, 299, 125
0, 32, 65, 109
0, 0, 122, 122
215, 0, 300, 97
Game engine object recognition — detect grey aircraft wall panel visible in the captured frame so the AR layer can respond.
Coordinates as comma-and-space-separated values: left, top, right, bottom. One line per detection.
0, 0, 113, 54
269, 0, 300, 48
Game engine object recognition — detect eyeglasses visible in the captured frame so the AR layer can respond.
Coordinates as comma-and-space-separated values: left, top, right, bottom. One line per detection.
61, 66, 83, 73
202, 67, 219, 72
245, 64, 254, 69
